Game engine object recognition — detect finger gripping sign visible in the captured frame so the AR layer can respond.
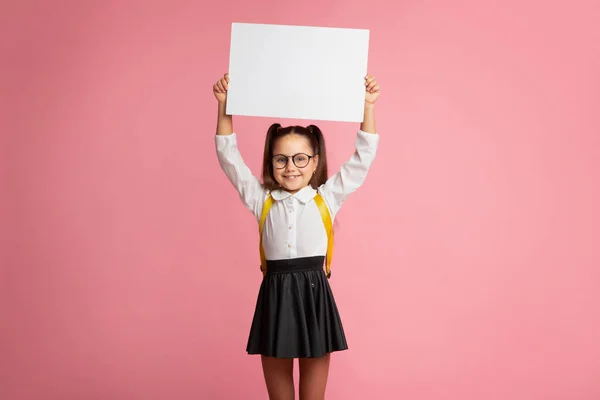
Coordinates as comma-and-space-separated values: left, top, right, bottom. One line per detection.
226, 22, 370, 123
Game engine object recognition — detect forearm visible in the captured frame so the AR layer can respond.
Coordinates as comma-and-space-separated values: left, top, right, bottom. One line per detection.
360, 103, 376, 134
216, 101, 233, 135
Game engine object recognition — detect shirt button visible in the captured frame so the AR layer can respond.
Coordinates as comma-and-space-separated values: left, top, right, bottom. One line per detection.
287, 243, 292, 248
288, 225, 292, 230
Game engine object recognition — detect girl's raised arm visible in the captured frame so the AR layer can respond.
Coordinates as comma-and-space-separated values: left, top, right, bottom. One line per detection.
214, 73, 233, 135
319, 74, 381, 218
213, 73, 266, 218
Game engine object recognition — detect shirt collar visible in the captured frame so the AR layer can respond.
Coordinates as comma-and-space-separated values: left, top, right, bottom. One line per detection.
270, 185, 318, 204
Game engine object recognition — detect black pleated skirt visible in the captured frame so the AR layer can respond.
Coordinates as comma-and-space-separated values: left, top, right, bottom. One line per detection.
246, 256, 348, 359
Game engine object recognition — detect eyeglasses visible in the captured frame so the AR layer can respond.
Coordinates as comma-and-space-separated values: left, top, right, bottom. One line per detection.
272, 153, 316, 169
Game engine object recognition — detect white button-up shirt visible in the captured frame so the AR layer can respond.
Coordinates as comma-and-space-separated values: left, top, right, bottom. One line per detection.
215, 129, 379, 261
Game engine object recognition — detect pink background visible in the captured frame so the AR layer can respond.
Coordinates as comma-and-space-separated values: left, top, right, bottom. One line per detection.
2, 0, 599, 399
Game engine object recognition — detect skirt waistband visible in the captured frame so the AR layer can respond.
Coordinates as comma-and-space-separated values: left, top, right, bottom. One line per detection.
266, 256, 325, 274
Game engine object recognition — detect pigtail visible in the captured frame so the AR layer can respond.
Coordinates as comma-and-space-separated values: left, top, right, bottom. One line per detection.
307, 125, 328, 189
262, 123, 282, 188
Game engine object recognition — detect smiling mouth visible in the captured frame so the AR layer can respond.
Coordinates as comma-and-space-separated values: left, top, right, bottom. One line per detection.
283, 175, 301, 179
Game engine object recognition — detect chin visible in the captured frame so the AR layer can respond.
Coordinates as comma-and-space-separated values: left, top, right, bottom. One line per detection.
277, 178, 310, 193
281, 184, 302, 193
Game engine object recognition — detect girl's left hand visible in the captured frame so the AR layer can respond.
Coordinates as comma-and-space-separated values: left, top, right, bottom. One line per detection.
364, 74, 380, 104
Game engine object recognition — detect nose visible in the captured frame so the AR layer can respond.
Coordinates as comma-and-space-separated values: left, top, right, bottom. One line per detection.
285, 159, 297, 172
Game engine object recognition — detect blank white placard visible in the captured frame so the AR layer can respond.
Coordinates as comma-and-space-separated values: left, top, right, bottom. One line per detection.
226, 23, 369, 122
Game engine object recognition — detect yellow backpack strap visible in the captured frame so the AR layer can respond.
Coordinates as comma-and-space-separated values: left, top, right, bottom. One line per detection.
259, 194, 275, 277
314, 193, 334, 279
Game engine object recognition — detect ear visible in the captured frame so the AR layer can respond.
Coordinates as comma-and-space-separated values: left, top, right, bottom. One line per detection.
312, 154, 319, 171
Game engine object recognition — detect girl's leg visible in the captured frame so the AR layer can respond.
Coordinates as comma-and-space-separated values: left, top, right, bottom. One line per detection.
261, 355, 295, 400
298, 353, 331, 400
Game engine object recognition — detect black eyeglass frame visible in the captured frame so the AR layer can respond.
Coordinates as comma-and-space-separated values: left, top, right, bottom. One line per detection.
271, 153, 317, 169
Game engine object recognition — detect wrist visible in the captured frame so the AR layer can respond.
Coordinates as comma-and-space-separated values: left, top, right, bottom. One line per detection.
218, 101, 229, 113
364, 102, 376, 110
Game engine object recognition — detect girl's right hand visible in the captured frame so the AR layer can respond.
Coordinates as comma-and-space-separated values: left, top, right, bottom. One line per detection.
213, 73, 230, 103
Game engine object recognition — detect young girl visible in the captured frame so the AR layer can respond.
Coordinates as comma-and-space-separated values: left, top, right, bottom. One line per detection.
213, 72, 380, 400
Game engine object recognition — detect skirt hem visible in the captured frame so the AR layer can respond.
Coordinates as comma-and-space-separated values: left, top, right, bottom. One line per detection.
246, 346, 349, 359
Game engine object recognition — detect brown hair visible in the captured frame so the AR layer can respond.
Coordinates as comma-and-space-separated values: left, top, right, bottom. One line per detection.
262, 124, 328, 191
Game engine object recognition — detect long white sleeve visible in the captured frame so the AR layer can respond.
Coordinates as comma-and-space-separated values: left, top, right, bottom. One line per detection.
215, 133, 267, 219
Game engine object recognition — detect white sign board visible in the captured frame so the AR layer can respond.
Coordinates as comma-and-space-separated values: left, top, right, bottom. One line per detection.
226, 23, 370, 122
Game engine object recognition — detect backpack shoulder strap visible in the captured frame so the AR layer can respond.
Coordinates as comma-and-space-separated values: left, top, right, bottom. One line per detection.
259, 194, 275, 277
314, 193, 334, 279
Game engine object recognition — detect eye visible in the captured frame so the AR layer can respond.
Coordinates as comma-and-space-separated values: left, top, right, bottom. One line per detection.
296, 155, 307, 162
275, 156, 287, 163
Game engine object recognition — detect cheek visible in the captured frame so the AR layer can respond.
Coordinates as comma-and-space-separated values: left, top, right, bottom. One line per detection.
274, 169, 285, 180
